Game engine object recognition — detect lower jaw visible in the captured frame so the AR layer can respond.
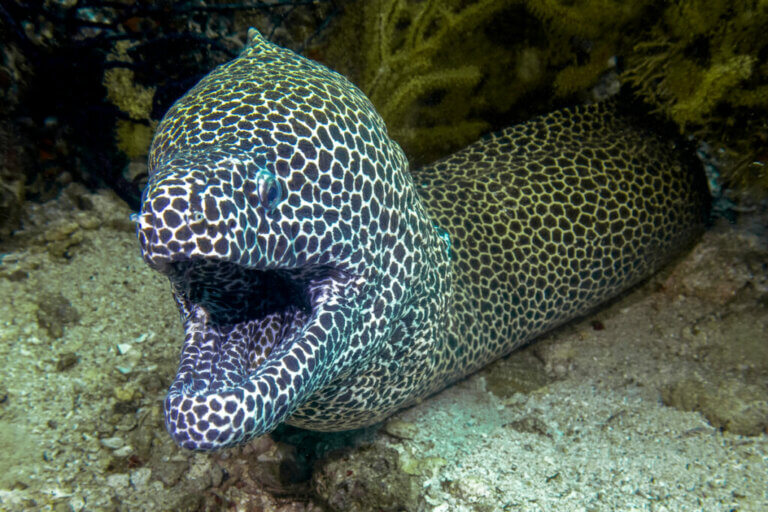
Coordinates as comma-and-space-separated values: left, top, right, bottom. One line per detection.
164, 304, 331, 450
176, 300, 308, 394
161, 263, 366, 449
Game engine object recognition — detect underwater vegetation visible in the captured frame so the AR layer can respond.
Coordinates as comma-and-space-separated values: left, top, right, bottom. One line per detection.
323, 0, 549, 166
323, 0, 768, 192
0, 0, 337, 225
1, 0, 766, 228
622, 0, 768, 193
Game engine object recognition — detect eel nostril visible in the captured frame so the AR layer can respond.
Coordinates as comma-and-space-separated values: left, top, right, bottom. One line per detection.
140, 212, 155, 230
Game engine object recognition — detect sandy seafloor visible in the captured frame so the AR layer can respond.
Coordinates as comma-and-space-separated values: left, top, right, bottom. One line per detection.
0, 185, 766, 511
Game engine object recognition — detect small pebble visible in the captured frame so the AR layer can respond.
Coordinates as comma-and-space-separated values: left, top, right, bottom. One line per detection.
383, 419, 419, 440
114, 445, 134, 458
100, 436, 125, 450
113, 386, 137, 402
106, 473, 130, 489
56, 352, 78, 371
52, 501, 72, 512
130, 467, 152, 489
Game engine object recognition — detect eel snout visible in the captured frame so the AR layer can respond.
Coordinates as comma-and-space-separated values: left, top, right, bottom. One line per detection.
160, 269, 365, 449
160, 263, 319, 450
138, 150, 372, 449
142, 223, 364, 449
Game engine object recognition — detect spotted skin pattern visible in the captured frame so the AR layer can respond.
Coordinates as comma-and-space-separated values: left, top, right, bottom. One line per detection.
137, 29, 709, 450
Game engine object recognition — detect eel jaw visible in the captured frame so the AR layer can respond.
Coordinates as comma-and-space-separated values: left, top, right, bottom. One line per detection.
161, 259, 363, 450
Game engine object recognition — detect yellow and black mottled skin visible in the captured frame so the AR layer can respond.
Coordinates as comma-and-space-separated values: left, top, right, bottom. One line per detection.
137, 29, 709, 450
412, 104, 709, 387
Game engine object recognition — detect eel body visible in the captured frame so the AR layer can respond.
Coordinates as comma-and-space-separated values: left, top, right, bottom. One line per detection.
137, 29, 709, 450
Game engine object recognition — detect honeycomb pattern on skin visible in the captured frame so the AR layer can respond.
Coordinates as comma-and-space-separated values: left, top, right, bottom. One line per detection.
412, 104, 709, 387
137, 28, 709, 450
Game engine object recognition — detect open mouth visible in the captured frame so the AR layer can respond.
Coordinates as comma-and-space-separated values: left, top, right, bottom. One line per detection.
156, 248, 368, 448
169, 260, 312, 328
164, 259, 357, 389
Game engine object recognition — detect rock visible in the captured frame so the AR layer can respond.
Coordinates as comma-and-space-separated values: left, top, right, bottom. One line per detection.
313, 445, 422, 512
52, 501, 72, 512
398, 448, 446, 477
450, 475, 492, 501
55, 352, 78, 371
504, 416, 551, 437
152, 458, 188, 488
383, 419, 419, 440
113, 385, 140, 402
661, 377, 768, 436
662, 230, 765, 306
113, 445, 134, 458
483, 348, 552, 398
100, 436, 125, 450
2, 269, 28, 281
44, 220, 79, 242
87, 189, 135, 232
106, 473, 130, 490
43, 221, 84, 258
74, 211, 101, 230
147, 440, 189, 487
124, 161, 148, 182
533, 337, 579, 379
130, 467, 152, 489
36, 292, 80, 339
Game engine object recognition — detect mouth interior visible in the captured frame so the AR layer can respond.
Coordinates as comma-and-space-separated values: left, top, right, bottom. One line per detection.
167, 260, 347, 376
171, 261, 312, 326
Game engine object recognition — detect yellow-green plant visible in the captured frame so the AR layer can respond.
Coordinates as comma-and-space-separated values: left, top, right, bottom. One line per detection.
115, 119, 156, 160
103, 40, 157, 160
323, 0, 654, 165
623, 0, 768, 192
103, 41, 155, 122
324, 0, 531, 164
324, 0, 767, 193
527, 0, 653, 96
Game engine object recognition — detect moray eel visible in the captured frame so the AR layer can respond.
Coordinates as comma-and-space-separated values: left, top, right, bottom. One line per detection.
137, 29, 709, 450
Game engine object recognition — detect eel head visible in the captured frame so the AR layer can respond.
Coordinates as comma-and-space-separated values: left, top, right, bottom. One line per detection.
136, 29, 439, 450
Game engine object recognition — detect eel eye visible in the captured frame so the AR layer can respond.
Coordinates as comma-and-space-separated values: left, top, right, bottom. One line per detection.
255, 170, 283, 213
